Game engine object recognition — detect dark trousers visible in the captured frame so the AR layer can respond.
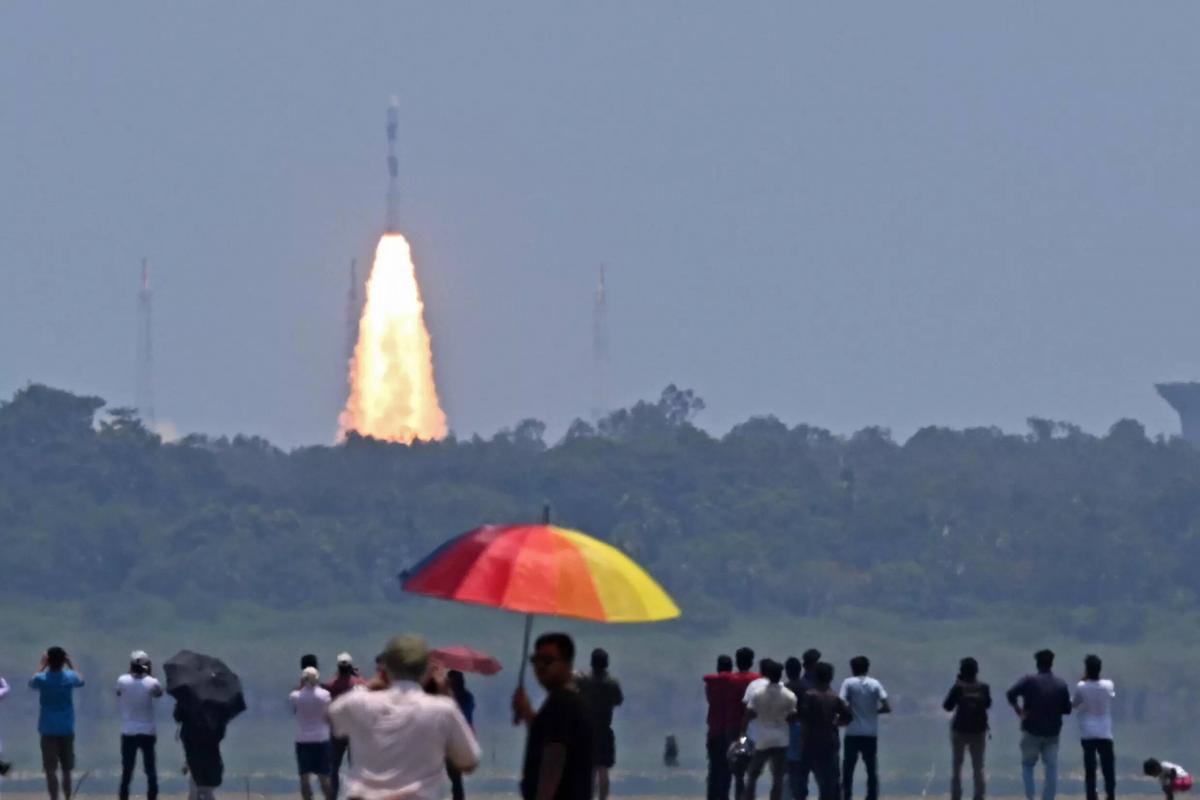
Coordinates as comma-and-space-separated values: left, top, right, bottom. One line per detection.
330, 736, 350, 799
842, 736, 878, 800
709, 731, 740, 800
446, 761, 465, 800
798, 748, 841, 800
789, 760, 809, 800
1081, 739, 1115, 800
119, 734, 158, 800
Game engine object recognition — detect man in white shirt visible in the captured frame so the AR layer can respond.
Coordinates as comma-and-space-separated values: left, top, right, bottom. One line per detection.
291, 667, 334, 800
116, 651, 164, 800
1073, 654, 1116, 800
328, 635, 480, 800
742, 659, 772, 746
838, 656, 890, 800
741, 660, 797, 800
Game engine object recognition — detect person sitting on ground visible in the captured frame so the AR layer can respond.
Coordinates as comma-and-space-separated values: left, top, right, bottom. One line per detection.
1146, 759, 1192, 800
329, 635, 479, 800
512, 633, 594, 800
741, 659, 797, 800
291, 667, 334, 800
31, 646, 84, 800
576, 648, 624, 800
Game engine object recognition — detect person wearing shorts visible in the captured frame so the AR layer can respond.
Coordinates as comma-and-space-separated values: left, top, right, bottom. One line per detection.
291, 667, 333, 800
577, 648, 624, 800
30, 647, 85, 800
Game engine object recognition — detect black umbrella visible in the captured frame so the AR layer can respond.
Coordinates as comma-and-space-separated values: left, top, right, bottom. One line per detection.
164, 650, 247, 725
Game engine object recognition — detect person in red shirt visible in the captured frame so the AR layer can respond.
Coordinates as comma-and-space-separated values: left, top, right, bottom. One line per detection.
705, 655, 736, 800
704, 648, 760, 800
321, 653, 366, 799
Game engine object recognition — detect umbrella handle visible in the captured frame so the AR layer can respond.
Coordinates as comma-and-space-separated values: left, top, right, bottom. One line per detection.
516, 613, 533, 688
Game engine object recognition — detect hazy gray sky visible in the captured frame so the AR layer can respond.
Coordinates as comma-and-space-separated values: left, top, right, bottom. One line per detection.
3, 3, 1199, 446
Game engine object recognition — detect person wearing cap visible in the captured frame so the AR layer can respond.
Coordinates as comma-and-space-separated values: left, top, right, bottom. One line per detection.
117, 651, 164, 800
291, 667, 334, 800
328, 634, 480, 800
322, 653, 366, 799
576, 648, 624, 800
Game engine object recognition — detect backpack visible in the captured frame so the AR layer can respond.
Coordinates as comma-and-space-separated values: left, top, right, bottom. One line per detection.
954, 681, 989, 733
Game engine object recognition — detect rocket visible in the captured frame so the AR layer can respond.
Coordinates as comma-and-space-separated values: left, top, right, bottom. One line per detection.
386, 97, 400, 232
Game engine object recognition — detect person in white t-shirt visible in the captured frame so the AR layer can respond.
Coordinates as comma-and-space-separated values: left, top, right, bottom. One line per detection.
742, 659, 772, 745
291, 667, 334, 800
1073, 654, 1116, 800
116, 651, 164, 800
839, 656, 891, 800
741, 659, 797, 800
329, 635, 479, 800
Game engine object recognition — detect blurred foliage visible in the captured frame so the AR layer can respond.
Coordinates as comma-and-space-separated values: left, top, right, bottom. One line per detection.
3, 382, 1198, 639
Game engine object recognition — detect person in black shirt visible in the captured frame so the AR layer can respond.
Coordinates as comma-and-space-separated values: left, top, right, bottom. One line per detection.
1007, 649, 1071, 800
513, 633, 594, 800
944, 657, 991, 800
576, 648, 623, 800
785, 651, 819, 800
796, 662, 851, 800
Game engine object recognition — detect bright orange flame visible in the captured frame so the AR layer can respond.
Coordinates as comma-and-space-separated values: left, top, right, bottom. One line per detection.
339, 234, 447, 443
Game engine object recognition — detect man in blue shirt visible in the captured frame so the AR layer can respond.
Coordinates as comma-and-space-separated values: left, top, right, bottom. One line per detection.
838, 656, 891, 800
30, 647, 85, 800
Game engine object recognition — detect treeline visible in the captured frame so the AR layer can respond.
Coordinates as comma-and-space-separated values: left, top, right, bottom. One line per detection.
3, 383, 1198, 636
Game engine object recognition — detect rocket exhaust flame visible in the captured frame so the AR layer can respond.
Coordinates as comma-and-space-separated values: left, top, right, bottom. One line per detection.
338, 233, 447, 444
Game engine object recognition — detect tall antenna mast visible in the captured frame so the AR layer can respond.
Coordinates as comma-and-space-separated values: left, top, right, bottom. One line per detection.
136, 258, 156, 425
591, 264, 609, 422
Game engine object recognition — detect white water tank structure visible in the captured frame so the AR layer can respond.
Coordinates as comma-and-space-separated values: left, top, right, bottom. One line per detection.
1156, 382, 1200, 447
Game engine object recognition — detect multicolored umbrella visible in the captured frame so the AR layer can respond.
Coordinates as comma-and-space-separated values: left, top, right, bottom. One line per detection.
401, 516, 680, 687
430, 645, 503, 676
402, 524, 680, 623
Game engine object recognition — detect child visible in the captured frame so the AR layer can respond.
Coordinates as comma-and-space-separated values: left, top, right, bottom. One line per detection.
1146, 758, 1193, 800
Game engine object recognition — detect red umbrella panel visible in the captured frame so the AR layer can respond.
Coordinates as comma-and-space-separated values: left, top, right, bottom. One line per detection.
429, 646, 502, 676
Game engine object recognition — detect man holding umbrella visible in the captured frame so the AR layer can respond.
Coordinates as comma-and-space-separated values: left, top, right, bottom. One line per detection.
165, 651, 247, 800
513, 633, 595, 800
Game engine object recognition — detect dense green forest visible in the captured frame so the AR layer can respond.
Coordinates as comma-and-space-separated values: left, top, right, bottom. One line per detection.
2, 383, 1196, 638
